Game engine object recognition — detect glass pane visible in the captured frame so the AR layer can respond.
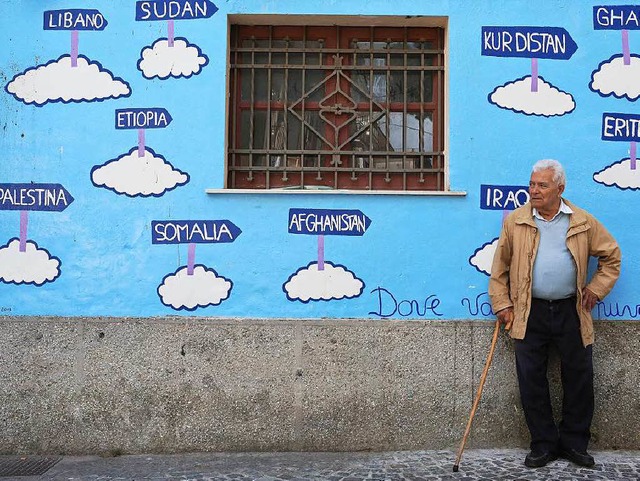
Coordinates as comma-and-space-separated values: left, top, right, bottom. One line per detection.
305, 52, 320, 65
372, 73, 386, 102
255, 52, 269, 64
351, 70, 371, 102
405, 113, 421, 151
288, 70, 303, 101
407, 54, 421, 66
390, 54, 404, 66
386, 113, 404, 151
289, 53, 303, 65
373, 54, 386, 67
307, 112, 331, 150
253, 111, 268, 149
272, 53, 285, 65
407, 72, 421, 102
304, 70, 325, 102
240, 69, 251, 100
421, 112, 434, 152
254, 69, 268, 101
271, 70, 284, 101
423, 72, 433, 103
240, 111, 250, 149
287, 115, 302, 150
355, 41, 370, 50
389, 72, 404, 102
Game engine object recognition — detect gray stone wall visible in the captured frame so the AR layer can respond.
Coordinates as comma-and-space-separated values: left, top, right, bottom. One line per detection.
0, 318, 638, 455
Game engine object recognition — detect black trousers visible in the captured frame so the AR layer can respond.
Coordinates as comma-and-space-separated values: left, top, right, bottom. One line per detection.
514, 297, 594, 453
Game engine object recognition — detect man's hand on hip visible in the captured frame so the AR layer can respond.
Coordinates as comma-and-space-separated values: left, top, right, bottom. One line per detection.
496, 307, 514, 331
582, 287, 599, 311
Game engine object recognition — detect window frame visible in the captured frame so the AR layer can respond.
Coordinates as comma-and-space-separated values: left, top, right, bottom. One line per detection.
223, 14, 451, 194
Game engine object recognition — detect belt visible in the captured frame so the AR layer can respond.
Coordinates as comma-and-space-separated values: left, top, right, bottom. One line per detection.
532, 296, 576, 306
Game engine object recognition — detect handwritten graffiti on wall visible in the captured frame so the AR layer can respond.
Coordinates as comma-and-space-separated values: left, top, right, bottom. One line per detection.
368, 287, 443, 318
482, 26, 577, 117
283, 209, 370, 303
5, 9, 131, 106
0, 184, 74, 286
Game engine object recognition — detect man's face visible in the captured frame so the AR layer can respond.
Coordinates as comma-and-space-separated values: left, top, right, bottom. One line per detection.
529, 168, 564, 213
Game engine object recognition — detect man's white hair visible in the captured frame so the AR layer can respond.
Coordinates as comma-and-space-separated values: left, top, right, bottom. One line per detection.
532, 159, 566, 186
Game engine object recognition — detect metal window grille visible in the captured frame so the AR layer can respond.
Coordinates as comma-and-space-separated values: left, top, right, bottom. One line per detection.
227, 23, 445, 191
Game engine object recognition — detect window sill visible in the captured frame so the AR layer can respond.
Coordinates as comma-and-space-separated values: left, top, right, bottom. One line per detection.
205, 188, 467, 196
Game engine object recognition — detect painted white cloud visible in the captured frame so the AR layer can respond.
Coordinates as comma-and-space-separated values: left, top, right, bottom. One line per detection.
91, 147, 189, 197
283, 261, 364, 303
0, 239, 60, 286
590, 54, 640, 101
469, 238, 499, 276
5, 55, 130, 106
594, 158, 640, 190
488, 76, 575, 117
138, 38, 209, 80
158, 265, 232, 311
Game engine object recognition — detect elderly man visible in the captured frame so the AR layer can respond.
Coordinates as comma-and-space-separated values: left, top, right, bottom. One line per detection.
489, 159, 621, 469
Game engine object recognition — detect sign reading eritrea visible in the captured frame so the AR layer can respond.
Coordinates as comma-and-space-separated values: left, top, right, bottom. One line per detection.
135, 0, 218, 21
602, 113, 640, 142
0, 183, 74, 212
481, 26, 578, 59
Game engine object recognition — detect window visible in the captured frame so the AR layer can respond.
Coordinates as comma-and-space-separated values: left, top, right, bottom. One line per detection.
226, 19, 446, 191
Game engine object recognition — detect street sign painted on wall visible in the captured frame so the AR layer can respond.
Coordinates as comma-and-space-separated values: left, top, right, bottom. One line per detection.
288, 209, 372, 236
152, 220, 242, 244
481, 26, 578, 59
0, 183, 74, 212
135, 0, 219, 21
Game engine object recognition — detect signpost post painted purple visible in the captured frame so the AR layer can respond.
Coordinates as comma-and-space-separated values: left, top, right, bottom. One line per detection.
44, 9, 107, 68
135, 0, 218, 46
482, 26, 577, 92
152, 220, 241, 275
115, 108, 172, 157
602, 112, 640, 169
288, 208, 371, 271
0, 183, 74, 252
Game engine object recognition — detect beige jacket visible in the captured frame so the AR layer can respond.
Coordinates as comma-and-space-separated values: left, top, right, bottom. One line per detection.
488, 199, 621, 346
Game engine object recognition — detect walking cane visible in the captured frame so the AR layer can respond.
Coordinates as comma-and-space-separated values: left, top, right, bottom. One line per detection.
453, 318, 502, 472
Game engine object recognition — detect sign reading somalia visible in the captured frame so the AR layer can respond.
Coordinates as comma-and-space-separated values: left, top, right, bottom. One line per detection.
135, 0, 218, 21
288, 209, 371, 236
0, 183, 74, 212
152, 220, 241, 244
481, 26, 578, 59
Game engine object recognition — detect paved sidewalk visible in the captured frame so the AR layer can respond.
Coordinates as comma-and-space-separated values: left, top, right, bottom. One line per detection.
4, 449, 640, 481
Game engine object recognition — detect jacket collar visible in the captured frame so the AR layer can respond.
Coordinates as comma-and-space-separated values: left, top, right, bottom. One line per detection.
514, 198, 588, 229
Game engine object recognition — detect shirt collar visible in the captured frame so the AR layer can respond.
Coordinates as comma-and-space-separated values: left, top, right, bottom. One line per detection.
533, 199, 573, 221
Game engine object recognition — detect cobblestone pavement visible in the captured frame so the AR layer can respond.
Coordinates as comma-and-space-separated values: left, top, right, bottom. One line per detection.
7, 449, 640, 481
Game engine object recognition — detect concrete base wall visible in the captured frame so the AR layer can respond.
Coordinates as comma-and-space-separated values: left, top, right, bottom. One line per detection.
0, 317, 638, 455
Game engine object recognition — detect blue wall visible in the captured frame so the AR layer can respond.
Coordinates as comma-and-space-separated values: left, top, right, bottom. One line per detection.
1, 0, 637, 320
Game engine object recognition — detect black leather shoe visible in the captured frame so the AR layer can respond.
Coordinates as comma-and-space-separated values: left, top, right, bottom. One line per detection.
560, 448, 595, 468
524, 450, 557, 468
